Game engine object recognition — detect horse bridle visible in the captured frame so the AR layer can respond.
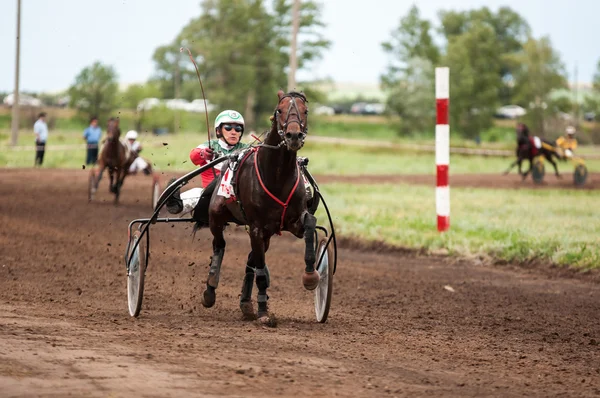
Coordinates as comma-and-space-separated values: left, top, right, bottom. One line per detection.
274, 94, 308, 144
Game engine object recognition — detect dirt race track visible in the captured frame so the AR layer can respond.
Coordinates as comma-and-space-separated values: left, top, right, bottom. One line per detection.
1, 168, 599, 397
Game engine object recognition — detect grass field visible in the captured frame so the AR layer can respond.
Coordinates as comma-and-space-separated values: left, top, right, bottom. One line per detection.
2, 125, 599, 270
316, 183, 600, 269
2, 129, 600, 174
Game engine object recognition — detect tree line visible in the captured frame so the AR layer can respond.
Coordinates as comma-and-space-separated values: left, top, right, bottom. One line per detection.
62, 1, 600, 137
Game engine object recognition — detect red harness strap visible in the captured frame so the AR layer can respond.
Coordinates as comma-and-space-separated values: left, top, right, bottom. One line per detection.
235, 147, 301, 234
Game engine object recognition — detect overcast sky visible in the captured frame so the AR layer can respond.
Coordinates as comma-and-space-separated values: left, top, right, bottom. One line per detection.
0, 0, 597, 92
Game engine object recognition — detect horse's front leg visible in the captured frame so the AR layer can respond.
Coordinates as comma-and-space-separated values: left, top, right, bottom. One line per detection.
202, 196, 228, 308
240, 236, 271, 319
246, 227, 273, 322
114, 168, 127, 205
546, 153, 561, 178
109, 168, 116, 193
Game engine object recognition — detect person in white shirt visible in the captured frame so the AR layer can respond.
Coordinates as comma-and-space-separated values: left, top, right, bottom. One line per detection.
33, 112, 48, 166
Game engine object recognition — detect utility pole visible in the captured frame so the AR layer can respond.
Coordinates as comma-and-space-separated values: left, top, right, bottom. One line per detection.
573, 63, 579, 126
11, 0, 22, 147
287, 0, 301, 92
174, 56, 180, 134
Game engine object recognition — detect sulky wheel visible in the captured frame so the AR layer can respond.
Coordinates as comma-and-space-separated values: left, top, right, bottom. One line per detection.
532, 157, 545, 184
314, 237, 334, 323
127, 229, 148, 317
574, 163, 588, 187
151, 179, 161, 210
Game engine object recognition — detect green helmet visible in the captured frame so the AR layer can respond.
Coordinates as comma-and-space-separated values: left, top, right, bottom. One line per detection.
214, 110, 244, 130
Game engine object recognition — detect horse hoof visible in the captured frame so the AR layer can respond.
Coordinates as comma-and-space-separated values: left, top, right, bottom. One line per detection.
240, 301, 255, 318
302, 271, 320, 291
201, 288, 216, 308
257, 313, 277, 328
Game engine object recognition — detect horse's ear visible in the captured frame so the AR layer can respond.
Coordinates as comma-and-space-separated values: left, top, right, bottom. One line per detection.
277, 89, 285, 100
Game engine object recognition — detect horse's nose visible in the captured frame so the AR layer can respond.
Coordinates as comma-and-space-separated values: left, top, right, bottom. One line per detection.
285, 131, 305, 140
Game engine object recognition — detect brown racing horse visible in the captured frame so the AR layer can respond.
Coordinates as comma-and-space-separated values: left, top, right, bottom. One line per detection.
200, 90, 316, 323
89, 118, 129, 204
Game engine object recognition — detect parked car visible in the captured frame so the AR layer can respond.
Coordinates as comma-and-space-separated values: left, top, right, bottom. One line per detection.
185, 99, 217, 113
584, 112, 596, 122
350, 102, 385, 115
3, 93, 43, 107
495, 105, 527, 119
137, 98, 161, 111
313, 105, 335, 116
165, 99, 189, 111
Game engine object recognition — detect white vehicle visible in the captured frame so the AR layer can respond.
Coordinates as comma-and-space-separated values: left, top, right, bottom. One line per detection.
313, 105, 335, 116
496, 105, 527, 119
137, 98, 161, 111
3, 93, 43, 107
185, 99, 217, 113
165, 99, 189, 111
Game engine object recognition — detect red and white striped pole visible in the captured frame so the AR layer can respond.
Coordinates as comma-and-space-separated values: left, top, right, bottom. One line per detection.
435, 67, 450, 232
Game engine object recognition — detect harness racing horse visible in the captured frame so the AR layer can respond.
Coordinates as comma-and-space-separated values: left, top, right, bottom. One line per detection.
201, 90, 317, 323
89, 118, 129, 205
503, 124, 561, 180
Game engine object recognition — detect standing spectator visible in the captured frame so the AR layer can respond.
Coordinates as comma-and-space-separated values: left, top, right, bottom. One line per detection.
83, 116, 102, 165
33, 112, 48, 166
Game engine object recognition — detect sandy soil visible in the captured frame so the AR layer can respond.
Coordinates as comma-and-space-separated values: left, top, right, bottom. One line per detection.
0, 168, 599, 397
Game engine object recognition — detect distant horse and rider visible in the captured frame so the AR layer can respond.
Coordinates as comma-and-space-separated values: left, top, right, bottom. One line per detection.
503, 122, 562, 181
88, 117, 157, 205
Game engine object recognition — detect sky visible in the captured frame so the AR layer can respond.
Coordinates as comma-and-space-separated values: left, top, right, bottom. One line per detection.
0, 0, 598, 93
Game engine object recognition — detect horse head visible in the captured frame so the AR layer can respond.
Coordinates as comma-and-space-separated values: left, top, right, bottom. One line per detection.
107, 118, 121, 142
272, 90, 308, 151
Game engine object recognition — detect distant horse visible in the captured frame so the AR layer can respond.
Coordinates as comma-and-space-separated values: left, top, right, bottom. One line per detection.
199, 90, 316, 323
503, 123, 562, 180
89, 118, 129, 204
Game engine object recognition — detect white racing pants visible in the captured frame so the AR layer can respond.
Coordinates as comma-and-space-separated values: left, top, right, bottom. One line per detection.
128, 157, 149, 174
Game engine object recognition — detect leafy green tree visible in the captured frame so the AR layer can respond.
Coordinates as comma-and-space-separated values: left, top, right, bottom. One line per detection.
68, 62, 119, 121
509, 37, 567, 134
444, 21, 503, 138
151, 0, 329, 129
593, 59, 600, 92
120, 82, 162, 110
384, 57, 435, 135
380, 5, 439, 135
439, 7, 530, 104
382, 5, 440, 67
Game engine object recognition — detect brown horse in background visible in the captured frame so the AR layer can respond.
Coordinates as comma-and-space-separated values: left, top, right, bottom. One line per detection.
199, 90, 317, 324
89, 118, 129, 205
